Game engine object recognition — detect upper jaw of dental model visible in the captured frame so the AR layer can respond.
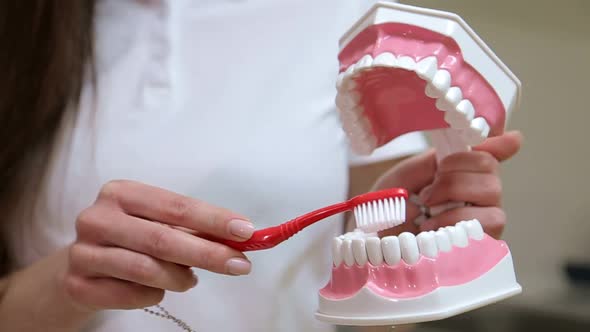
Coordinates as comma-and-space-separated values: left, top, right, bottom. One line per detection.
334, 2, 521, 155
332, 219, 485, 267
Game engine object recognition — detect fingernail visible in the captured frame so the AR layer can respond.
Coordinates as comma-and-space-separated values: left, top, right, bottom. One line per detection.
191, 272, 199, 287
228, 219, 255, 239
226, 258, 252, 275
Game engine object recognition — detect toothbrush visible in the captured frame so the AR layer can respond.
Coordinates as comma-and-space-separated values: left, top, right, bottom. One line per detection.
221, 188, 407, 251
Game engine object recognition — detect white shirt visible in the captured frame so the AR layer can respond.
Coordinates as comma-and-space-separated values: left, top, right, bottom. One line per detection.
8, 1, 427, 331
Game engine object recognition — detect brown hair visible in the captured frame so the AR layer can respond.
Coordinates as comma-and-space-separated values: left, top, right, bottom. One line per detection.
0, 1, 96, 275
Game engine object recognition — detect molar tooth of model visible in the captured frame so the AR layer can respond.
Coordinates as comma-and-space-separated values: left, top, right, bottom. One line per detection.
462, 117, 490, 146
399, 232, 420, 264
344, 63, 356, 77
354, 54, 373, 73
352, 238, 368, 265
465, 219, 485, 240
397, 56, 416, 71
381, 236, 401, 265
435, 229, 452, 252
416, 231, 438, 258
445, 99, 475, 129
415, 56, 438, 81
425, 69, 451, 98
435, 86, 463, 112
332, 237, 343, 266
445, 225, 469, 248
366, 237, 383, 265
373, 52, 397, 67
342, 239, 355, 266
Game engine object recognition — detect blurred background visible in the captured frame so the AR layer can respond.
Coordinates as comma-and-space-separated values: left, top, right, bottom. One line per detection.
345, 0, 590, 331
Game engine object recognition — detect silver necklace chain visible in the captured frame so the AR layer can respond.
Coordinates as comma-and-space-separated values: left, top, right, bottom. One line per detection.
143, 304, 196, 331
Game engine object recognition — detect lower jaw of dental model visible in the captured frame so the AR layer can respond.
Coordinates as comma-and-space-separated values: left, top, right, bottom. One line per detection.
335, 2, 521, 155
315, 220, 522, 326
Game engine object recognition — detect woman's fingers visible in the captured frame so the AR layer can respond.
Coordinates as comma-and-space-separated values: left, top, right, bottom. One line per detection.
76, 208, 252, 275
421, 172, 502, 207
96, 180, 255, 242
418, 206, 506, 239
69, 243, 198, 292
436, 151, 499, 174
472, 130, 523, 162
63, 274, 165, 310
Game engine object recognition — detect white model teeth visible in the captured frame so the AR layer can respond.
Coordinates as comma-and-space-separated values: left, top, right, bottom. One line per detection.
399, 232, 420, 264
342, 239, 355, 266
373, 52, 396, 67
435, 229, 452, 252
397, 56, 416, 71
445, 99, 475, 129
436, 86, 463, 112
464, 219, 485, 240
416, 232, 438, 258
354, 54, 373, 73
333, 220, 486, 266
352, 238, 368, 265
463, 117, 491, 145
381, 236, 401, 265
445, 225, 469, 248
365, 237, 383, 265
415, 56, 438, 81
425, 70, 451, 98
332, 237, 343, 266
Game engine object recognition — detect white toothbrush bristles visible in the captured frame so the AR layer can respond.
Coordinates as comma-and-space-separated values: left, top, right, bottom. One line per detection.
354, 197, 406, 233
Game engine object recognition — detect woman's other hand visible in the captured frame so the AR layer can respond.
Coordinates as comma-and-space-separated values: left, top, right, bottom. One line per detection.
374, 131, 523, 239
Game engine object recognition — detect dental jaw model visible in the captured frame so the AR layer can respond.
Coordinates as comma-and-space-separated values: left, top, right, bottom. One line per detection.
315, 2, 522, 326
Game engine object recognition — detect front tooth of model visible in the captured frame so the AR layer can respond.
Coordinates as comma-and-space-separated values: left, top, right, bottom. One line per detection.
332, 237, 343, 266
425, 70, 451, 98
366, 237, 383, 265
435, 229, 452, 252
416, 56, 438, 81
373, 52, 397, 67
465, 219, 485, 240
445, 99, 475, 129
463, 117, 491, 146
352, 238, 368, 265
342, 239, 355, 266
381, 236, 401, 265
397, 56, 416, 71
416, 232, 438, 258
436, 87, 463, 112
354, 54, 373, 73
445, 226, 469, 248
399, 232, 420, 264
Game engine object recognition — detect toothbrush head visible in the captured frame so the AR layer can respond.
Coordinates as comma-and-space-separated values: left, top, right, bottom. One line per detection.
350, 188, 408, 233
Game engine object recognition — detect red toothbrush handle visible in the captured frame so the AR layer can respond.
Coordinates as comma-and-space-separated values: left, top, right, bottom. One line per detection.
221, 219, 303, 251
221, 201, 349, 252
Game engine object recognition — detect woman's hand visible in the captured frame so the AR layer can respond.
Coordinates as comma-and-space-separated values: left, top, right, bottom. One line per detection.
373, 131, 523, 239
62, 180, 255, 311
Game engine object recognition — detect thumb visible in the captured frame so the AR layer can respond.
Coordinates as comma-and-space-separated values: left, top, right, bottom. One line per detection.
472, 130, 523, 162
372, 148, 437, 194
